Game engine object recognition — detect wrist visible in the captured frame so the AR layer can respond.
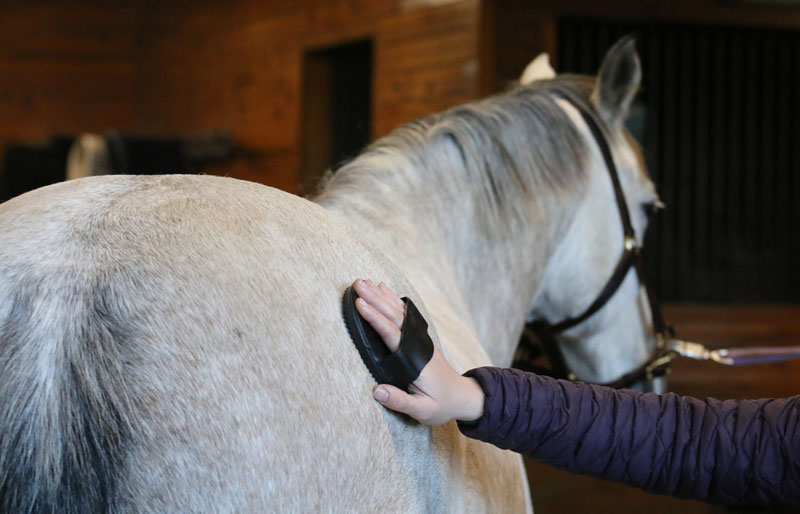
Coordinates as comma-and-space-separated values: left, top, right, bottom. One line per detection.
455, 376, 485, 422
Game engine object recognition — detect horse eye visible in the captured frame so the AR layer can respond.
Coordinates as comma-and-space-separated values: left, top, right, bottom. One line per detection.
642, 202, 660, 219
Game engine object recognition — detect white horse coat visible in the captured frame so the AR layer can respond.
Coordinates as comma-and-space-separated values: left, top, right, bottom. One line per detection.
0, 40, 659, 513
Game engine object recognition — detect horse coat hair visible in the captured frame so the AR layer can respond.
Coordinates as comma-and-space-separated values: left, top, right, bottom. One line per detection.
0, 39, 660, 513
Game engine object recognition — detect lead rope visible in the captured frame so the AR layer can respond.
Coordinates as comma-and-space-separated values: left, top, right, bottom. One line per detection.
667, 340, 800, 366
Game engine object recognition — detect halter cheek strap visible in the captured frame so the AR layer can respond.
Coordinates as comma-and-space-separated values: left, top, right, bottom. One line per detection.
552, 96, 668, 338
518, 94, 672, 389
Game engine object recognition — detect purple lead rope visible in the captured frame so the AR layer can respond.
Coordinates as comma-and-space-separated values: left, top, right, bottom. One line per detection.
721, 346, 800, 365
668, 340, 800, 366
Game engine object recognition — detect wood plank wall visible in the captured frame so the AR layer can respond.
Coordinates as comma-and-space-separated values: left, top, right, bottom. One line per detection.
6, 0, 800, 190
0, 2, 144, 163
0, 0, 483, 194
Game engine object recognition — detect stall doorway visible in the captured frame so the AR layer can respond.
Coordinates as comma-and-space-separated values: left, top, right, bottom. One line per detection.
301, 39, 373, 195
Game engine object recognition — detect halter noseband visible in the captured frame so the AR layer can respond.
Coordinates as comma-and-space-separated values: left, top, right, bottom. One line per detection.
517, 94, 672, 389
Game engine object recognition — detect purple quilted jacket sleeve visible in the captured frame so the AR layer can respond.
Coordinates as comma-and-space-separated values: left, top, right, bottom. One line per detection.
457, 367, 800, 506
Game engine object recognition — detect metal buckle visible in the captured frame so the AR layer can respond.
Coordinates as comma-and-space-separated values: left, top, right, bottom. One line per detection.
624, 235, 640, 253
666, 339, 734, 365
644, 353, 675, 381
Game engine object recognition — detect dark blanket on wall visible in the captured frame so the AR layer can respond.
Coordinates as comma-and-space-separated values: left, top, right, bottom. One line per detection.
0, 137, 74, 203
0, 134, 192, 203
105, 132, 191, 175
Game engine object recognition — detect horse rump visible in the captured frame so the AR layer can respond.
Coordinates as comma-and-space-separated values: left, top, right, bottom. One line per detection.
0, 279, 133, 514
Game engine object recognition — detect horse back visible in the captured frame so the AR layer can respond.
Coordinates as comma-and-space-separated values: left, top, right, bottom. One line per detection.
0, 175, 526, 513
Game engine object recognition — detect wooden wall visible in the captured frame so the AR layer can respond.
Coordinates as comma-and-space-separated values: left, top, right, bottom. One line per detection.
0, 3, 143, 163
0, 0, 483, 193
7, 0, 800, 192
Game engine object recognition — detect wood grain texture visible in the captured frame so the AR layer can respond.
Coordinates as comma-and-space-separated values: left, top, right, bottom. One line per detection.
8, 0, 800, 192
0, 0, 482, 193
0, 3, 142, 151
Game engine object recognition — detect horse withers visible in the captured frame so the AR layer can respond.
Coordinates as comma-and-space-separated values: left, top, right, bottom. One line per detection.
0, 38, 659, 513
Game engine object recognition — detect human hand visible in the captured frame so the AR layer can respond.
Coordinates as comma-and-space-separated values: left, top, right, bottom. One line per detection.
352, 278, 485, 425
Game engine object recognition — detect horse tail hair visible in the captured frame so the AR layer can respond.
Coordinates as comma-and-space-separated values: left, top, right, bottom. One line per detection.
0, 279, 134, 514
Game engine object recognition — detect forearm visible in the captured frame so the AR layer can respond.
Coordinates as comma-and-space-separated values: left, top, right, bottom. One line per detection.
458, 367, 800, 506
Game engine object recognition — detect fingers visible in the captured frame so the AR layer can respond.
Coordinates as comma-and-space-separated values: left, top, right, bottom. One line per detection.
373, 385, 437, 425
351, 279, 450, 425
355, 297, 401, 349
353, 279, 405, 328
378, 282, 404, 310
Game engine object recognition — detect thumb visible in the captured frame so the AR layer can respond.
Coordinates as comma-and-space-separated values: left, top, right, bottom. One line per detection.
373, 384, 435, 423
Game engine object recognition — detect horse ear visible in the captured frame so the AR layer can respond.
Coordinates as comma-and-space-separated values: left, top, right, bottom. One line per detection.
520, 53, 556, 85
592, 36, 641, 126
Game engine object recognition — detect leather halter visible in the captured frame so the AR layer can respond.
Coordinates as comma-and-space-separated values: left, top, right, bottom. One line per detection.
515, 93, 673, 389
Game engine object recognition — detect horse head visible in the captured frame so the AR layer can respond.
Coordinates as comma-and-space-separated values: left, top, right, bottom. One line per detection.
524, 38, 664, 389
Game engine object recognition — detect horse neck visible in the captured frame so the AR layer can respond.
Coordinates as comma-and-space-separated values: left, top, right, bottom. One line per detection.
448, 200, 577, 367
316, 142, 583, 368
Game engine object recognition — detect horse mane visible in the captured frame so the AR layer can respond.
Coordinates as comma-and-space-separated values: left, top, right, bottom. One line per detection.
316, 76, 597, 236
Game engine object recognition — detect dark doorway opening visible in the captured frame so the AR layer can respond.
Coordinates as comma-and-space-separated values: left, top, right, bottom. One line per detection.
301, 39, 373, 195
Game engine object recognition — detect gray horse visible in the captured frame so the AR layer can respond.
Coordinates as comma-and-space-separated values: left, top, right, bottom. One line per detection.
0, 38, 659, 512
